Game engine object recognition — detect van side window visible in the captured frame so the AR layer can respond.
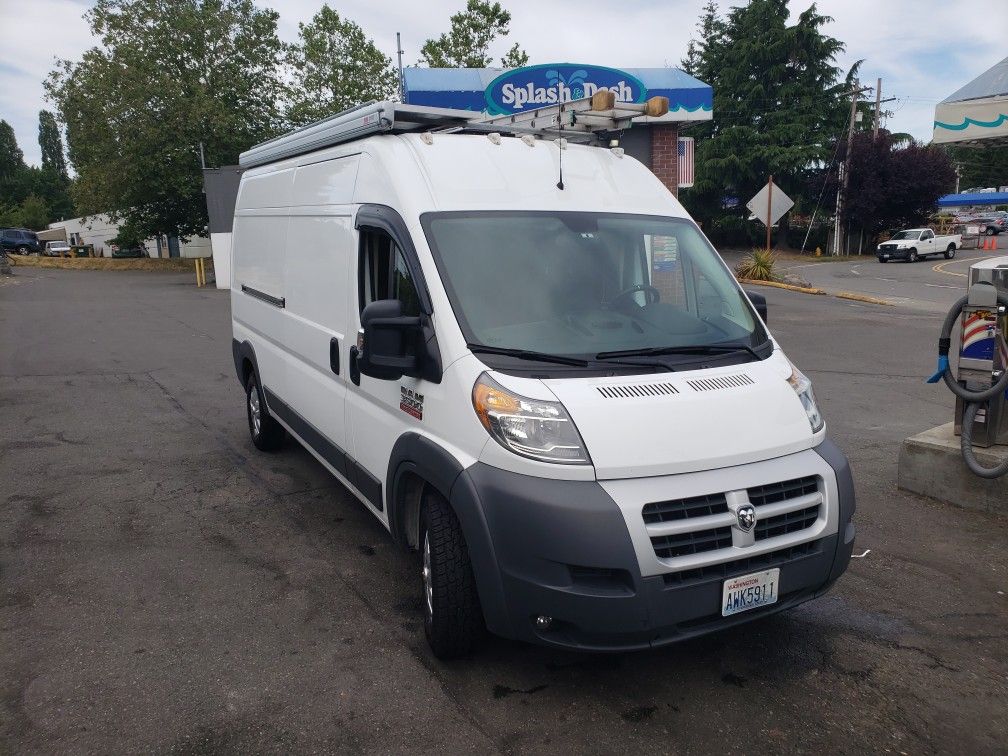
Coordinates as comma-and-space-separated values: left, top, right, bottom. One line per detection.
359, 229, 420, 316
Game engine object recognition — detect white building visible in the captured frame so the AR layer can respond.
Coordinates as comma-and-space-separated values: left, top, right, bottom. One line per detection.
47, 213, 210, 258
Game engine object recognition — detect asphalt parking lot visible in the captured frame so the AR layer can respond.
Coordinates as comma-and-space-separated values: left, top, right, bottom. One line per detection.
2, 267, 1007, 754
777, 244, 1008, 313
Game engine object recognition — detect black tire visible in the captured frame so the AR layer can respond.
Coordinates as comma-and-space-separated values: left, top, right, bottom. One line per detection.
986, 227, 995, 236
16, 246, 27, 255
877, 256, 887, 263
245, 372, 284, 451
944, 245, 956, 260
908, 249, 919, 263
420, 489, 483, 659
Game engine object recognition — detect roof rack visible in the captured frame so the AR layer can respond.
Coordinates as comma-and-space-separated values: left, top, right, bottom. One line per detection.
238, 92, 670, 169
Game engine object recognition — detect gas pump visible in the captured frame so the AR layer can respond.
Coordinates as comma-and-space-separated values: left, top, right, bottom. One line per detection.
928, 256, 1008, 478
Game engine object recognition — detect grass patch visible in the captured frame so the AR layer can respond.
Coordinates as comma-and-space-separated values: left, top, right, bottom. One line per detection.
6, 255, 211, 272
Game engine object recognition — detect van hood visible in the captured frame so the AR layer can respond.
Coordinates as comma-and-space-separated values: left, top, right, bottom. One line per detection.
542, 353, 818, 480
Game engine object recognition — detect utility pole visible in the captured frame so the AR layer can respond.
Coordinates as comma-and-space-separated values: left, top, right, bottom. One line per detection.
834, 80, 872, 255
396, 32, 405, 101
873, 77, 882, 140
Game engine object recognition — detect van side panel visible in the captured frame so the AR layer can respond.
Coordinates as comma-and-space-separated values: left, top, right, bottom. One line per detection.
283, 209, 356, 483
231, 167, 294, 402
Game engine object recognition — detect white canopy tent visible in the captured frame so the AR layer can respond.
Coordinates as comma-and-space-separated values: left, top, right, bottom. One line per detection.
933, 55, 1008, 146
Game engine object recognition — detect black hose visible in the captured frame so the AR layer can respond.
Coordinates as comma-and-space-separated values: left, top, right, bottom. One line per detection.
960, 401, 1008, 479
938, 288, 1008, 402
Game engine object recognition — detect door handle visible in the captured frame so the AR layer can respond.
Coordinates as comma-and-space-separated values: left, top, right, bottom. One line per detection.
349, 345, 361, 386
329, 338, 340, 375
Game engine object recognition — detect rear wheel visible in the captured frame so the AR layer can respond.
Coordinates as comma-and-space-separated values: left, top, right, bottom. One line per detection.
420, 489, 483, 659
245, 372, 284, 451
987, 227, 996, 236
944, 245, 956, 260
908, 249, 919, 263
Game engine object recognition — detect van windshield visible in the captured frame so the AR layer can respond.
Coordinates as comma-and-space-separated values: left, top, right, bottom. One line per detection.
421, 212, 769, 366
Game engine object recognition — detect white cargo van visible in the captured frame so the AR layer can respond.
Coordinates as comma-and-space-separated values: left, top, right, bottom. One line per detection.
231, 98, 855, 658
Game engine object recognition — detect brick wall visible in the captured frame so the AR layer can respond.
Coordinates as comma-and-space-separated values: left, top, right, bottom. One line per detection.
648, 124, 683, 303
649, 124, 679, 198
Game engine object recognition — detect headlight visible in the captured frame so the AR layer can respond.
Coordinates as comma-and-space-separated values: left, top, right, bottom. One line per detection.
787, 362, 824, 433
472, 373, 591, 464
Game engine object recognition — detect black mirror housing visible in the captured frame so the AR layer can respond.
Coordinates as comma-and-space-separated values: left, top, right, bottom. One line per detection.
745, 290, 768, 323
354, 300, 443, 384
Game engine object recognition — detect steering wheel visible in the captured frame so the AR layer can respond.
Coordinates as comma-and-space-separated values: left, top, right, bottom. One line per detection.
607, 284, 661, 308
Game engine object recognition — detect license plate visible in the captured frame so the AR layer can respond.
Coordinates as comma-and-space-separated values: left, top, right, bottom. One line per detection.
881, 254, 889, 258
721, 568, 780, 616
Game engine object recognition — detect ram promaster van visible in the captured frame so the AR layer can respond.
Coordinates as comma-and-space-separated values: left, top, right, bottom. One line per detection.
231, 96, 855, 658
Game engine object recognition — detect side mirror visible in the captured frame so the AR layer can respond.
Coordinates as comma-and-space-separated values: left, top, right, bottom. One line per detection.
745, 290, 768, 323
357, 299, 421, 381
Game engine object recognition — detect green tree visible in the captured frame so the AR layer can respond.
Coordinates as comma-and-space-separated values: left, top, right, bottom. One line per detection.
944, 144, 1008, 190
680, 0, 851, 227
37, 111, 74, 221
46, 0, 286, 241
38, 110, 68, 180
420, 0, 529, 68
680, 1, 726, 83
286, 5, 399, 127
0, 120, 25, 188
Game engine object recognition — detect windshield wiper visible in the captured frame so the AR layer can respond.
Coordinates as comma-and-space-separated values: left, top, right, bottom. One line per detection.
595, 343, 764, 360
467, 343, 589, 367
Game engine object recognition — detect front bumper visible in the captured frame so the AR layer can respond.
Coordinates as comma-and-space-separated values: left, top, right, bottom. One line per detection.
877, 247, 910, 259
450, 439, 855, 651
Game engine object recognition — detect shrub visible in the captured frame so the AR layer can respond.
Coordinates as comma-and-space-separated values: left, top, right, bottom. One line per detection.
735, 248, 777, 281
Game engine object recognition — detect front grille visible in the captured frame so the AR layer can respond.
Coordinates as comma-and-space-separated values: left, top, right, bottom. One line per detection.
643, 493, 728, 524
755, 505, 819, 541
662, 539, 823, 587
748, 476, 818, 507
651, 527, 732, 559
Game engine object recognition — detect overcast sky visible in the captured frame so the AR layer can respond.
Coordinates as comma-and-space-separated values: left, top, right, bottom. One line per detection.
1, 0, 1005, 166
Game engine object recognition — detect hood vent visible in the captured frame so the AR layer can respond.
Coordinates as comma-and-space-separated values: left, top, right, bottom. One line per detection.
597, 382, 679, 399
686, 373, 755, 392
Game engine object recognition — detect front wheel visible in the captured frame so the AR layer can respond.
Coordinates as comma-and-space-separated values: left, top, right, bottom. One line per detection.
877, 256, 888, 263
16, 246, 27, 255
420, 489, 483, 659
945, 245, 956, 260
245, 372, 285, 451
987, 228, 996, 237
908, 249, 919, 263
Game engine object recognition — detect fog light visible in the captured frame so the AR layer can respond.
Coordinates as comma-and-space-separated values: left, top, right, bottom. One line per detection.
534, 615, 552, 630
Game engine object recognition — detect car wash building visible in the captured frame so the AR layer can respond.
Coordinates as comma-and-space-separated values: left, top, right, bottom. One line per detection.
402, 63, 712, 196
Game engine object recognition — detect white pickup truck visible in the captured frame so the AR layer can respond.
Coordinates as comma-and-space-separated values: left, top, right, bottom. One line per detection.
876, 228, 961, 263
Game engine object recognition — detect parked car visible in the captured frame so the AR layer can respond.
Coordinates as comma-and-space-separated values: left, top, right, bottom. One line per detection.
110, 244, 147, 258
43, 240, 71, 257
230, 100, 856, 658
0, 228, 42, 255
877, 228, 961, 262
974, 216, 1007, 236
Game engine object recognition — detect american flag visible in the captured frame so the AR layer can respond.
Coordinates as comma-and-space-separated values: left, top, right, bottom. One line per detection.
678, 137, 695, 188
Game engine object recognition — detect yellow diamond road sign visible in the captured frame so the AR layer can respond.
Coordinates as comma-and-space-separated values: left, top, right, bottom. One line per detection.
746, 183, 794, 227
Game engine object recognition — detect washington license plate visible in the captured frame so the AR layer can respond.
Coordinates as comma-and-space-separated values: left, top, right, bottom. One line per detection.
721, 568, 780, 616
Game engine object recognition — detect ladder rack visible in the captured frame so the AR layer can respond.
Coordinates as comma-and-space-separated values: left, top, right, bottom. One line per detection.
239, 92, 670, 169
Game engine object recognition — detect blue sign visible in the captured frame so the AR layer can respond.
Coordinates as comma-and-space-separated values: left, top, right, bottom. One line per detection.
484, 64, 647, 115
403, 65, 713, 119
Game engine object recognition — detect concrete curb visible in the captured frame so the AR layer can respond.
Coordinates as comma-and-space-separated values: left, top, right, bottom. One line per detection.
7, 256, 207, 273
835, 291, 895, 306
898, 423, 1008, 512
737, 278, 826, 295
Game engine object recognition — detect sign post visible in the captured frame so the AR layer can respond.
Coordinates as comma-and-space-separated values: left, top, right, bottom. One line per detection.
746, 178, 794, 253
